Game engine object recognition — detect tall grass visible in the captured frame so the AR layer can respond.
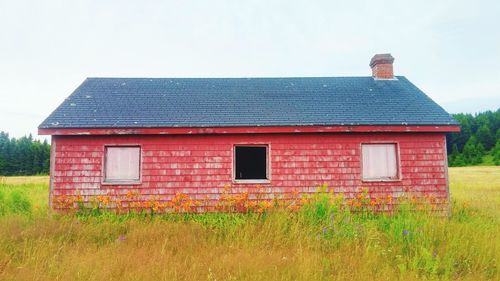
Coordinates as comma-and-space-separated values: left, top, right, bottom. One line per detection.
0, 167, 498, 280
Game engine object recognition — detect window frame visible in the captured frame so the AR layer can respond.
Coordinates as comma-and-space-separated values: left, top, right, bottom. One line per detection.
102, 145, 142, 185
360, 142, 402, 182
232, 144, 271, 184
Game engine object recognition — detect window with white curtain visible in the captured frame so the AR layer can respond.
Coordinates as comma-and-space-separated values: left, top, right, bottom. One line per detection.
104, 146, 141, 182
362, 143, 399, 180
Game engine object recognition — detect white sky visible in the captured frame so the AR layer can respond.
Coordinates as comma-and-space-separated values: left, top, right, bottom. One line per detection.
1, 0, 499, 140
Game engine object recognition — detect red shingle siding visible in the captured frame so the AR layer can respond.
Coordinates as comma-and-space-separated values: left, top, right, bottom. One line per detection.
51, 133, 449, 211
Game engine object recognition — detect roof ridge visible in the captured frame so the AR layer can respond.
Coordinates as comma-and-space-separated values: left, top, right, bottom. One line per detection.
85, 76, 406, 80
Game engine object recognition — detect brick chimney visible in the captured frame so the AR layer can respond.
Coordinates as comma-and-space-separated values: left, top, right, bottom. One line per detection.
369, 53, 395, 79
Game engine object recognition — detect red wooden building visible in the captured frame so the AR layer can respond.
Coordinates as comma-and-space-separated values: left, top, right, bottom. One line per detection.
39, 54, 460, 212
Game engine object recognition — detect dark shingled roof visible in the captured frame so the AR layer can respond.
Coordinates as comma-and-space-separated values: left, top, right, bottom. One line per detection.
39, 76, 458, 129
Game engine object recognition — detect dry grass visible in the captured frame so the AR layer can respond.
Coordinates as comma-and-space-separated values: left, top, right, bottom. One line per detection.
0, 176, 49, 185
449, 166, 500, 216
0, 167, 498, 281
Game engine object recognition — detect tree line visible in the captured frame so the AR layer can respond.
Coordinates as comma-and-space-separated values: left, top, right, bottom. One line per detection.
446, 109, 500, 166
0, 132, 50, 176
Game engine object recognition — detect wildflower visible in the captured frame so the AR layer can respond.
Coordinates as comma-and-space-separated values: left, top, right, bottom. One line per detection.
353, 200, 362, 208
97, 195, 111, 206
117, 234, 126, 242
427, 194, 437, 204
152, 201, 161, 212
346, 199, 354, 207
300, 197, 308, 205
76, 194, 83, 202
286, 204, 300, 212
403, 229, 410, 236
115, 199, 123, 210
142, 201, 151, 209
126, 191, 134, 199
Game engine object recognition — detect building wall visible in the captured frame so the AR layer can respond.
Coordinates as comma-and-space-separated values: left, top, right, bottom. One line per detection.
50, 132, 449, 211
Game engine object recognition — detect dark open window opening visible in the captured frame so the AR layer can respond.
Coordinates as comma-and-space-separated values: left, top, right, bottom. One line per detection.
235, 146, 268, 180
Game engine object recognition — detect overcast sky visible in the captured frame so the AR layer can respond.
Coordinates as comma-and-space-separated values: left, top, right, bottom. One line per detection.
1, 0, 499, 140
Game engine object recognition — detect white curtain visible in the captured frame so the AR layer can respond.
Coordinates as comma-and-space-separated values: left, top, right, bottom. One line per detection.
105, 147, 140, 181
362, 144, 397, 180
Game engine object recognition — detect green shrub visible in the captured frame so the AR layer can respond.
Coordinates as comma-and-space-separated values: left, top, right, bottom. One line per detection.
300, 192, 333, 225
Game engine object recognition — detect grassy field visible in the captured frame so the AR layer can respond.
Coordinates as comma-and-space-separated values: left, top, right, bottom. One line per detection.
0, 167, 499, 281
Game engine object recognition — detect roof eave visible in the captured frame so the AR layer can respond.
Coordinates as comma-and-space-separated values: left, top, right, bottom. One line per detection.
38, 124, 461, 136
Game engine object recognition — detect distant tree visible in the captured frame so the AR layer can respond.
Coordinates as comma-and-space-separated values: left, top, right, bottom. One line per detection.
477, 142, 485, 159
0, 131, 50, 176
462, 136, 483, 165
454, 154, 466, 167
493, 140, 500, 165
446, 109, 500, 166
448, 144, 466, 167
446, 113, 472, 153
476, 124, 495, 150
42, 139, 50, 172
0, 132, 8, 172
